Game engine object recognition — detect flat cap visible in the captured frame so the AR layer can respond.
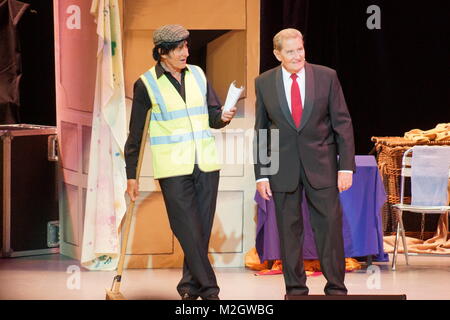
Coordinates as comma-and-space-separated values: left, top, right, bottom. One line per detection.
153, 24, 190, 46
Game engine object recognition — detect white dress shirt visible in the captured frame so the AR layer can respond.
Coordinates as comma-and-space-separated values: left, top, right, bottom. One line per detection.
281, 65, 305, 111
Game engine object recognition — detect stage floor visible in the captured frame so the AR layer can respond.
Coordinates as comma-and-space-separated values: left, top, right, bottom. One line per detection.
0, 254, 449, 300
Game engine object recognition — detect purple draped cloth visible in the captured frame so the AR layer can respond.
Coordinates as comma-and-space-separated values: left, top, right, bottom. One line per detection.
255, 155, 388, 262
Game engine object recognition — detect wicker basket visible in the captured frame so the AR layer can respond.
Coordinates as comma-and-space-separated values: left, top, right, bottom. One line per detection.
371, 137, 450, 234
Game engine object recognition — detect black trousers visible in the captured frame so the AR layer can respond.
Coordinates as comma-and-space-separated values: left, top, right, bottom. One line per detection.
272, 164, 347, 296
158, 165, 220, 298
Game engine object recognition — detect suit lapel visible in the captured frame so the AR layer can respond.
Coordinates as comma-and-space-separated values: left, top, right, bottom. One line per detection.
275, 66, 297, 130
299, 62, 315, 131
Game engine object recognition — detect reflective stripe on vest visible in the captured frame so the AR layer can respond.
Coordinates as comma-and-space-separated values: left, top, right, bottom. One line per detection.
150, 129, 212, 145
142, 66, 208, 122
139, 64, 220, 179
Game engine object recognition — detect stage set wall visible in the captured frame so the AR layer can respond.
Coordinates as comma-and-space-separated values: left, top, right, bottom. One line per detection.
53, 0, 260, 268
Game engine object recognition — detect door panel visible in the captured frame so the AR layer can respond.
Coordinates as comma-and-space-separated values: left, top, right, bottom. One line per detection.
54, 0, 96, 259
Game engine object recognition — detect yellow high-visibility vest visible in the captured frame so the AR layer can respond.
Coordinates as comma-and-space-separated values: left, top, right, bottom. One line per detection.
140, 64, 220, 179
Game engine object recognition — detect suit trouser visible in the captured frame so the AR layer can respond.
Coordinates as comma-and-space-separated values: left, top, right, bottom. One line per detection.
272, 164, 347, 295
158, 165, 220, 298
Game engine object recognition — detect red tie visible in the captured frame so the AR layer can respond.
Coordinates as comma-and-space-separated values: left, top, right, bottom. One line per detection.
290, 73, 302, 128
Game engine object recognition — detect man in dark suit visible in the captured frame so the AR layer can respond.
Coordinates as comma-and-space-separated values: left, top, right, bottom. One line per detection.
254, 28, 355, 296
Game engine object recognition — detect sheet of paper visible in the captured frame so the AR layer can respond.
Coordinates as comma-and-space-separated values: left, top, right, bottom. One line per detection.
223, 81, 244, 113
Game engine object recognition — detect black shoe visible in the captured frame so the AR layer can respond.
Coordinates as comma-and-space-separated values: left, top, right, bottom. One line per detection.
202, 294, 220, 300
284, 293, 309, 300
325, 290, 348, 296
181, 292, 199, 300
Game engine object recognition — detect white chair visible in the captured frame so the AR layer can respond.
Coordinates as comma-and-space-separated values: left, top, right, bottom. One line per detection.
391, 146, 450, 270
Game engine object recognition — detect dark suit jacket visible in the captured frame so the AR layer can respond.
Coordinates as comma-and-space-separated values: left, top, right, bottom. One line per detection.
254, 63, 355, 192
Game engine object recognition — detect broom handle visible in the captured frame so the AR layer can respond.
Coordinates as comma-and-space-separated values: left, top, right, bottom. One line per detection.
111, 109, 151, 293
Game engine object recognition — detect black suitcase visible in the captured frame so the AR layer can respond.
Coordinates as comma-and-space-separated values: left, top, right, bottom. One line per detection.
1, 124, 59, 257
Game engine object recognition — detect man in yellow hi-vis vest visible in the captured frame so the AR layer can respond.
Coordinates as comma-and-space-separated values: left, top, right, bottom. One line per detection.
125, 25, 236, 300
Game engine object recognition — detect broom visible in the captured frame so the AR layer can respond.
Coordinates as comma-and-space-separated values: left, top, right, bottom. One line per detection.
106, 109, 151, 300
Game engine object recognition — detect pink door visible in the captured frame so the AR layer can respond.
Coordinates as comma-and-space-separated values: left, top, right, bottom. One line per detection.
53, 0, 97, 258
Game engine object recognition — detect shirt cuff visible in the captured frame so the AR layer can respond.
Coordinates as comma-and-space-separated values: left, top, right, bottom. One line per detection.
256, 178, 269, 183
338, 170, 353, 174
126, 167, 137, 180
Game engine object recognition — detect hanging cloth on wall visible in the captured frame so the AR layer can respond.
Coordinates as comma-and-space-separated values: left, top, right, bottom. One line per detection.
81, 0, 128, 271
0, 0, 29, 124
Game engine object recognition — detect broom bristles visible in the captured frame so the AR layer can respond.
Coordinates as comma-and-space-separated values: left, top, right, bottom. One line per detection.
105, 288, 126, 300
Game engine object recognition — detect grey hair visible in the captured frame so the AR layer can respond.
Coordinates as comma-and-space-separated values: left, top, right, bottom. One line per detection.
273, 28, 303, 51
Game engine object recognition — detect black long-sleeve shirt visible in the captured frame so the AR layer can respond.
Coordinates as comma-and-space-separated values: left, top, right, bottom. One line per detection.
124, 63, 228, 179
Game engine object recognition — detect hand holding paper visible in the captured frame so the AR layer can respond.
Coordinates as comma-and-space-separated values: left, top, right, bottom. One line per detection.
223, 81, 244, 113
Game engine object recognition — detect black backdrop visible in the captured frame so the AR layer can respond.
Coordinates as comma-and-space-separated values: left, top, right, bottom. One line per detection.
14, 0, 55, 126
260, 0, 449, 154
